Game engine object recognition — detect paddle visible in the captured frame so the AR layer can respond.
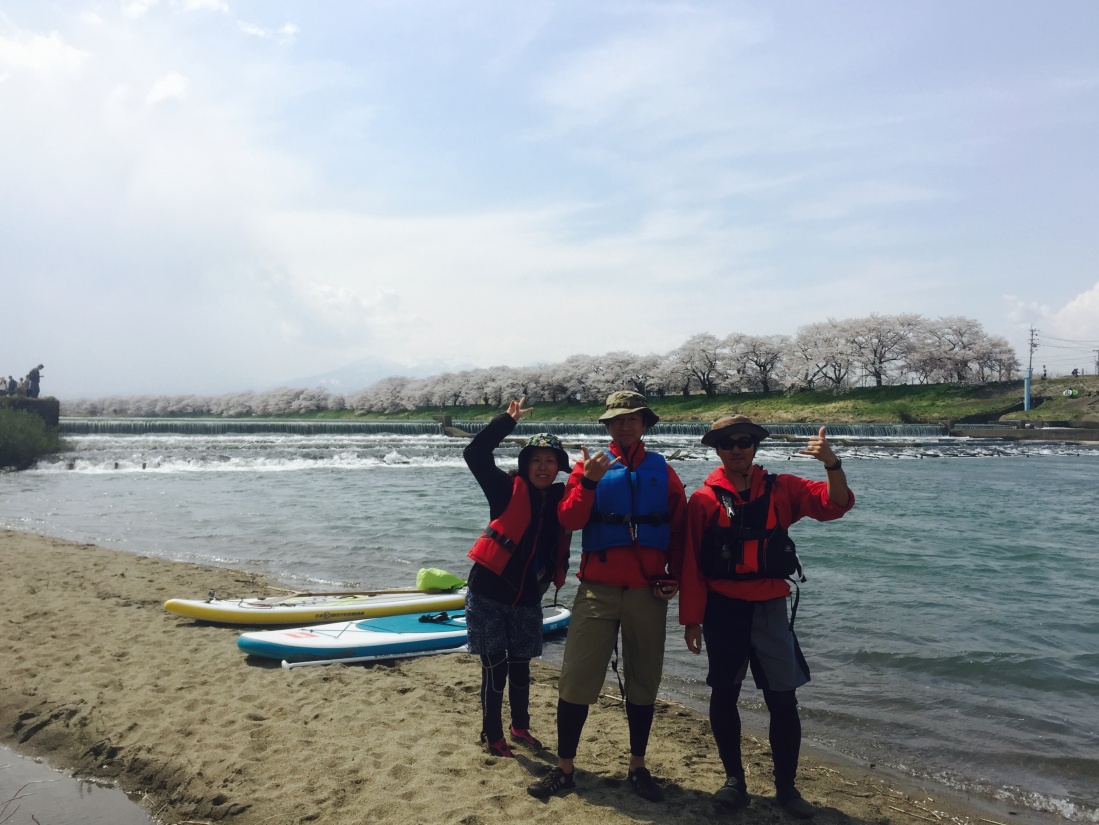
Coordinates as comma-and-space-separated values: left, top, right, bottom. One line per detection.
241, 587, 462, 607
280, 646, 468, 670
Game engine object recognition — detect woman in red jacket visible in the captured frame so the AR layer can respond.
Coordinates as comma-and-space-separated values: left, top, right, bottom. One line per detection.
680, 415, 853, 819
464, 397, 571, 758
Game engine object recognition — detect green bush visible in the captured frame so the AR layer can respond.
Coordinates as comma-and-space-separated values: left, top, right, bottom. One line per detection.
0, 407, 61, 469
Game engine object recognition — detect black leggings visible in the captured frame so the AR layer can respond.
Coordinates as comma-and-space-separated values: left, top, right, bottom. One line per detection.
709, 682, 801, 790
555, 699, 655, 760
480, 652, 532, 741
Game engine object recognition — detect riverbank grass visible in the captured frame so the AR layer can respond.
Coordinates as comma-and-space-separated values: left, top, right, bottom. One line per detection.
0, 407, 62, 469
286, 381, 1041, 424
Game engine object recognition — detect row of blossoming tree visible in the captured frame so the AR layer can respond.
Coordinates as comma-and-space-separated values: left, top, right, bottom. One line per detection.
62, 314, 1018, 416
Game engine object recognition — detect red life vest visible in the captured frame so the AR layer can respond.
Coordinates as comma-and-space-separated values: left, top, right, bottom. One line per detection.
467, 476, 532, 576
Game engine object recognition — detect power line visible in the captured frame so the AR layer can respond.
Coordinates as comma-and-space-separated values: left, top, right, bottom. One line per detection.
1041, 334, 1099, 345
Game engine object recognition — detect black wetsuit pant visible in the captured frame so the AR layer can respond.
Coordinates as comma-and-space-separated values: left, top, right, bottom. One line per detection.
480, 653, 532, 742
710, 682, 801, 791
555, 698, 655, 760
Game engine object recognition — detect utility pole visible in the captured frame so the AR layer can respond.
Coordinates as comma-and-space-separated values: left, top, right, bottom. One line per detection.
1024, 327, 1038, 411
1093, 349, 1099, 376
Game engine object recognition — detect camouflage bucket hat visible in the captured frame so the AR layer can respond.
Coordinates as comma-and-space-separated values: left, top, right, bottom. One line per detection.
597, 390, 660, 428
518, 432, 571, 477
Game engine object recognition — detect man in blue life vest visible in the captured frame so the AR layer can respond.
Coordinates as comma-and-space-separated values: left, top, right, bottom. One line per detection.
527, 391, 687, 803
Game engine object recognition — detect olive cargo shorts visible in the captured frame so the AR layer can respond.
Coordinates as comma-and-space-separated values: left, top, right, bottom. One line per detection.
558, 581, 668, 705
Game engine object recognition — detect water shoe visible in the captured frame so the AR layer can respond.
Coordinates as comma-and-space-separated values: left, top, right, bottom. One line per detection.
775, 787, 815, 819
509, 726, 543, 749
480, 731, 513, 758
627, 766, 664, 802
713, 776, 750, 810
527, 766, 575, 798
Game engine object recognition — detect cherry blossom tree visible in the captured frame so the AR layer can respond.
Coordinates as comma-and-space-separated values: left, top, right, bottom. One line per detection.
735, 334, 790, 393
672, 333, 726, 397
790, 321, 852, 389
844, 313, 923, 387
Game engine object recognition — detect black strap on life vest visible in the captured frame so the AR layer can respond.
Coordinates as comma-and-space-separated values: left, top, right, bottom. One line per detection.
587, 511, 670, 526
482, 526, 517, 551
610, 620, 624, 706
787, 582, 800, 631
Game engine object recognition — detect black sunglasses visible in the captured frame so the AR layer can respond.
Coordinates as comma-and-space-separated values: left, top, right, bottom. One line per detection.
717, 436, 757, 451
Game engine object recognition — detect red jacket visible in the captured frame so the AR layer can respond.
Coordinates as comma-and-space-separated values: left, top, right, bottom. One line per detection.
679, 464, 854, 625
558, 440, 687, 588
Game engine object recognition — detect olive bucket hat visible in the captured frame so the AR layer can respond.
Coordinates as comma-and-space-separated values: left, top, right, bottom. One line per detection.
700, 414, 770, 447
518, 432, 571, 478
597, 390, 660, 428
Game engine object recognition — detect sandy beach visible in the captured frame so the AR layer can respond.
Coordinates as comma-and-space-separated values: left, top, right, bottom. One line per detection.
1, 528, 1060, 825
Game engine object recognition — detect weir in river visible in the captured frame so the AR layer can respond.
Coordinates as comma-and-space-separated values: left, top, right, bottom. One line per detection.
59, 417, 949, 438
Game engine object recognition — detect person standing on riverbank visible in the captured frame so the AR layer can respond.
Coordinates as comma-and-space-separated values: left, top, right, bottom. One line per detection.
27, 364, 43, 398
528, 391, 687, 803
464, 397, 572, 758
680, 415, 854, 819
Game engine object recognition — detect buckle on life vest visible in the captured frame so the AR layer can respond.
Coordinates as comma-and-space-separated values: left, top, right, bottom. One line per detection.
482, 526, 517, 552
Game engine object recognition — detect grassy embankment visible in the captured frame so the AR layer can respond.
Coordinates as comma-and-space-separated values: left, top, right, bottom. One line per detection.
0, 402, 62, 469
294, 376, 1099, 425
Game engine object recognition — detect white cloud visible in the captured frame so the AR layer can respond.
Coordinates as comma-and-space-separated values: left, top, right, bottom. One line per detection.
791, 182, 944, 222
3, 1, 1099, 396
1005, 281, 1099, 371
180, 0, 229, 13
123, 1, 160, 20
146, 71, 188, 105
0, 27, 88, 74
238, 20, 298, 43
238, 21, 265, 38
1049, 281, 1099, 340
537, 7, 764, 137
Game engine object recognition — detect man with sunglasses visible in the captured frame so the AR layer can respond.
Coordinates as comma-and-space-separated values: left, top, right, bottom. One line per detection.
679, 415, 853, 819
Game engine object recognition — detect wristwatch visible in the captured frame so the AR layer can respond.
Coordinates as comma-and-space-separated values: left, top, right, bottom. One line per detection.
825, 458, 843, 472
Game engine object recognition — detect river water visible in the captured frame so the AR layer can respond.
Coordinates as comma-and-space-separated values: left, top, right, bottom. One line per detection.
1, 422, 1097, 822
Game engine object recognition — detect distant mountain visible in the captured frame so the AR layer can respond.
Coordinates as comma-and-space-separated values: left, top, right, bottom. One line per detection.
277, 357, 473, 394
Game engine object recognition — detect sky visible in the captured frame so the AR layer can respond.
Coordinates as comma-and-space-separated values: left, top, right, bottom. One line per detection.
3, 0, 1099, 399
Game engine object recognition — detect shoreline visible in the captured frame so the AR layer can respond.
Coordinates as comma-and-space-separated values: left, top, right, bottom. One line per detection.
1, 528, 1068, 825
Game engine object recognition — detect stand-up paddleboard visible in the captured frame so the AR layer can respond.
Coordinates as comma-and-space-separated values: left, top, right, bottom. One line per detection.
237, 604, 571, 667
164, 588, 467, 626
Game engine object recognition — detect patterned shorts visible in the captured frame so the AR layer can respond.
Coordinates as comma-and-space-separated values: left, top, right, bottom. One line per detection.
464, 589, 544, 658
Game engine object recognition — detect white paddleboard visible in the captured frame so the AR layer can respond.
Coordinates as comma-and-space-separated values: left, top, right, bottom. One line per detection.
237, 604, 571, 666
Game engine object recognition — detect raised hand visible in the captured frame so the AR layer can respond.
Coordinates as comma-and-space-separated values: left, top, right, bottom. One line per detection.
580, 445, 620, 482
507, 396, 534, 422
798, 426, 838, 465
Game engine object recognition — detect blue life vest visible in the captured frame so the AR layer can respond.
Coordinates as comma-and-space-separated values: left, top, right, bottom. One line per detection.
582, 452, 671, 553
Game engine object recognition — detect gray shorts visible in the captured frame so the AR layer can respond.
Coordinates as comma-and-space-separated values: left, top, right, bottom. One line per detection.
702, 593, 810, 692
558, 582, 668, 705
464, 589, 544, 659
